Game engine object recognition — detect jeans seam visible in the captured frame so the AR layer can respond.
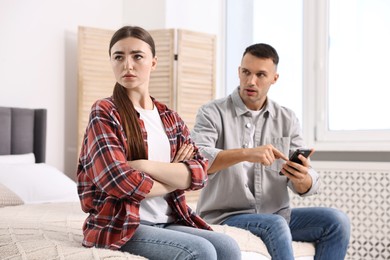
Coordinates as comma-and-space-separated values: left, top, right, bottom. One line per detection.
127, 238, 196, 259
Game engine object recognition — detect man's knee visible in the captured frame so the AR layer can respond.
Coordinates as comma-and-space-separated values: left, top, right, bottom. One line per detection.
328, 208, 351, 240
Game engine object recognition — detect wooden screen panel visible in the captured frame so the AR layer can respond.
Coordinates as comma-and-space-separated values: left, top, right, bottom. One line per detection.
149, 29, 175, 109
78, 27, 216, 152
176, 29, 216, 130
77, 26, 115, 151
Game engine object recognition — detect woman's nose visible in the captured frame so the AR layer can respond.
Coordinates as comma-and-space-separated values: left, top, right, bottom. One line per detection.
124, 57, 133, 70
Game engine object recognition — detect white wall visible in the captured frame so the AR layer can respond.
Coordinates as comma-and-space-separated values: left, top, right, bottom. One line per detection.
0, 0, 224, 179
123, 0, 225, 98
0, 0, 123, 179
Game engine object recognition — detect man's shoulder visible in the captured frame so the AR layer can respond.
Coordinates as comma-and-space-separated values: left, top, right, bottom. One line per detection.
201, 95, 232, 110
267, 99, 297, 118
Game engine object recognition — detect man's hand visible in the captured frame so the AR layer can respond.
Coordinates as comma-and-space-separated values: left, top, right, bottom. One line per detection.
247, 144, 289, 166
280, 154, 313, 194
208, 144, 288, 174
172, 143, 195, 163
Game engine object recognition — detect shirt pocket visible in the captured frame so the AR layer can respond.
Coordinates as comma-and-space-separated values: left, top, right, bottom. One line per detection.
263, 137, 290, 172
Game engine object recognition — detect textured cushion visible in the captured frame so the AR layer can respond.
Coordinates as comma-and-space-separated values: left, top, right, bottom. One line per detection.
0, 183, 24, 207
0, 202, 145, 259
211, 224, 315, 258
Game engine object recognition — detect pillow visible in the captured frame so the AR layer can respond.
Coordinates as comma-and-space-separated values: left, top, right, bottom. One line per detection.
0, 163, 79, 204
0, 182, 24, 207
0, 153, 35, 164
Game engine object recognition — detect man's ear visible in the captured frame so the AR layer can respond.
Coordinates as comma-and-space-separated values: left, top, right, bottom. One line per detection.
273, 73, 279, 83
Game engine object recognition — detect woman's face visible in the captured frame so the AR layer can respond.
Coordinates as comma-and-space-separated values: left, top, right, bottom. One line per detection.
110, 36, 157, 93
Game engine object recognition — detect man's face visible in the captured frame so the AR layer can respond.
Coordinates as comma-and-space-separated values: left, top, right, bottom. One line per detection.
238, 53, 279, 110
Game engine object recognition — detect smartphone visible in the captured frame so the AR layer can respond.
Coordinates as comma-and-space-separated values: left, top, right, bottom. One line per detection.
279, 148, 314, 175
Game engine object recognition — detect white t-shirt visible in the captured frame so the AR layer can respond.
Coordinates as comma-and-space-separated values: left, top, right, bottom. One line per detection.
135, 105, 174, 224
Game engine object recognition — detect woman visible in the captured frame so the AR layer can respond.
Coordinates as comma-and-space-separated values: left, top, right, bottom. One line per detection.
76, 25, 241, 260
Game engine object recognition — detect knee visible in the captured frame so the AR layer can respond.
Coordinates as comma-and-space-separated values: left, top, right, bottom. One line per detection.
267, 215, 292, 240
327, 208, 351, 241
188, 237, 218, 260
215, 233, 242, 260
271, 214, 291, 230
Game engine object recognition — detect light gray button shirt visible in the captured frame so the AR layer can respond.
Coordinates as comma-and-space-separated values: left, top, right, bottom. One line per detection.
191, 87, 320, 224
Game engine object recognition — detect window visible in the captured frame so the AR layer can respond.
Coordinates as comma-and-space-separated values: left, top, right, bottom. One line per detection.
306, 0, 390, 151
226, 0, 390, 151
252, 0, 303, 125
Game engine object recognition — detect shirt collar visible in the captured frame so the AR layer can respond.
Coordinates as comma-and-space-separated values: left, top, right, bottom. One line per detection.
231, 87, 276, 118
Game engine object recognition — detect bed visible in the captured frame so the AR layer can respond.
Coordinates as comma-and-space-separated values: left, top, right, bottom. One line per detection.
0, 106, 315, 260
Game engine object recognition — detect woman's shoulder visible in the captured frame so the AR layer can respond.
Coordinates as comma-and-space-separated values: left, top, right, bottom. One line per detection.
91, 97, 116, 111
88, 97, 120, 121
151, 97, 169, 110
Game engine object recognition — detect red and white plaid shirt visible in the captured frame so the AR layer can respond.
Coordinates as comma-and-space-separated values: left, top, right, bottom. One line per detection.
77, 97, 210, 250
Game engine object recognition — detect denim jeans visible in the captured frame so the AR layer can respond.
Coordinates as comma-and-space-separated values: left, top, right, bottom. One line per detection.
120, 223, 242, 260
222, 207, 350, 260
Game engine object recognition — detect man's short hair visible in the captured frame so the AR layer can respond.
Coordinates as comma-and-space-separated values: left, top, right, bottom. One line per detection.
243, 43, 279, 66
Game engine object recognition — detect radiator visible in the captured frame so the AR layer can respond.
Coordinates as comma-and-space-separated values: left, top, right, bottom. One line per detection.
290, 161, 390, 260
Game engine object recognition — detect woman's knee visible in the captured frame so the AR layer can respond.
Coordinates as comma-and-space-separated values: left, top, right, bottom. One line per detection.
212, 233, 242, 260
188, 237, 218, 260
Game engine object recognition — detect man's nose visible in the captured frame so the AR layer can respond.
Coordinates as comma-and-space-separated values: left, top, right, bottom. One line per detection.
248, 74, 257, 85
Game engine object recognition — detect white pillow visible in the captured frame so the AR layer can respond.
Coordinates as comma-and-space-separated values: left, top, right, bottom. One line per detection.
0, 153, 35, 164
0, 163, 79, 204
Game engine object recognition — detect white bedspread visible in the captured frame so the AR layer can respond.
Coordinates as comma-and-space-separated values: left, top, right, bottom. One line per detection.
0, 202, 315, 259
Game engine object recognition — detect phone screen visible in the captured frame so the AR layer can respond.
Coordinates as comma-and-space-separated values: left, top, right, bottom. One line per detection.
279, 148, 313, 175
289, 149, 312, 164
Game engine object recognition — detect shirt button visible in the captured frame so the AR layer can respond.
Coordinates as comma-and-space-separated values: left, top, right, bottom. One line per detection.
245, 123, 251, 128
243, 143, 248, 148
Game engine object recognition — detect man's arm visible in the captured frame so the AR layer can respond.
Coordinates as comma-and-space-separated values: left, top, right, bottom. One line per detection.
208, 144, 289, 174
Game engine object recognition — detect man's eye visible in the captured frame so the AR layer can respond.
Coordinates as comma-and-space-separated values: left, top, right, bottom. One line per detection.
242, 70, 250, 75
134, 54, 143, 60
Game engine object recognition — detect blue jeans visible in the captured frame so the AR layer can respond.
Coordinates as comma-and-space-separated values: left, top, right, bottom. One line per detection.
222, 207, 350, 260
120, 223, 242, 260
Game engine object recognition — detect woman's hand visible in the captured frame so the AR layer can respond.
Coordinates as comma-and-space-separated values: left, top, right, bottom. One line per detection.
172, 143, 195, 163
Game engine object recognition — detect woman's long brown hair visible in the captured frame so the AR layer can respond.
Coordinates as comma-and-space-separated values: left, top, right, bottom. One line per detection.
109, 26, 156, 160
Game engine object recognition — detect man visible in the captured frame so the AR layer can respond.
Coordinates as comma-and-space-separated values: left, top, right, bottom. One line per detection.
192, 43, 350, 260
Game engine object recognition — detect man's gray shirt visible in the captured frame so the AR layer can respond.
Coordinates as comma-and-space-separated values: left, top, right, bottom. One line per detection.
191, 87, 320, 224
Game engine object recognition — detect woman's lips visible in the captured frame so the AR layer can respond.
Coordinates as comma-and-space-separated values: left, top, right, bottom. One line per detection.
123, 74, 135, 79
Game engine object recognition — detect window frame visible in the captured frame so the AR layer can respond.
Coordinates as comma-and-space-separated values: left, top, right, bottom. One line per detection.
302, 0, 390, 151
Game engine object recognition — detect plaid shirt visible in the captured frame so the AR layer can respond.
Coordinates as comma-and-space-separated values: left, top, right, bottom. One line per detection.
77, 97, 210, 250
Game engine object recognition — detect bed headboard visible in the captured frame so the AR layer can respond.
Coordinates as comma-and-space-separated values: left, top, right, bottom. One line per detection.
0, 107, 47, 163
